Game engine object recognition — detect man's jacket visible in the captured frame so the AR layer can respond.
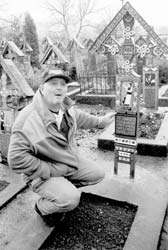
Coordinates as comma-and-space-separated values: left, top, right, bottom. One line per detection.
8, 90, 106, 181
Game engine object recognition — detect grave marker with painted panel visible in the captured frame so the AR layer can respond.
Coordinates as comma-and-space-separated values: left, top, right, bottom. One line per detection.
114, 9, 140, 178
89, 1, 168, 178
0, 56, 34, 160
115, 67, 140, 178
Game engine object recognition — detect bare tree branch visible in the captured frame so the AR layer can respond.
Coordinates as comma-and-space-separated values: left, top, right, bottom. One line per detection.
75, 0, 96, 38
44, 0, 98, 41
44, 0, 73, 40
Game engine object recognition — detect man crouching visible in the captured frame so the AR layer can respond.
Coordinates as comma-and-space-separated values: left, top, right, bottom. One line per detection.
8, 69, 114, 227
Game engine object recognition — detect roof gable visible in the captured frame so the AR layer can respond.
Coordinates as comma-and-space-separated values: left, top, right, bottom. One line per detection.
0, 56, 34, 97
85, 38, 94, 49
42, 36, 54, 47
20, 41, 33, 53
41, 44, 69, 64
89, 1, 168, 54
57, 41, 67, 51
67, 37, 85, 51
2, 41, 25, 57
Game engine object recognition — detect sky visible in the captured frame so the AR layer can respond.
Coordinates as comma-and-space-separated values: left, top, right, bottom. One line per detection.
3, 0, 168, 28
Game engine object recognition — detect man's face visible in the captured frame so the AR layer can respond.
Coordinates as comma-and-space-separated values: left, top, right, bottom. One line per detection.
42, 77, 67, 107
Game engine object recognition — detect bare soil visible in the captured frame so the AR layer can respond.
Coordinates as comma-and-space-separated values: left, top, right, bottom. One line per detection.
39, 192, 137, 250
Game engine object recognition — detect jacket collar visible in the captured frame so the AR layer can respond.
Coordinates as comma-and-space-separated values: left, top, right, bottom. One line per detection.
32, 89, 74, 127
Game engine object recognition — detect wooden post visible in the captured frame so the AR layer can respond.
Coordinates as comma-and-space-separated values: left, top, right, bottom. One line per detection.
114, 148, 118, 175
130, 152, 136, 179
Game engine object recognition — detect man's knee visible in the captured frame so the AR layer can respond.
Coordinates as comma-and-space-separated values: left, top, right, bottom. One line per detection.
93, 166, 105, 183
99, 167, 105, 180
66, 189, 81, 210
85, 166, 105, 186
36, 177, 81, 214
38, 187, 81, 215
77, 160, 105, 186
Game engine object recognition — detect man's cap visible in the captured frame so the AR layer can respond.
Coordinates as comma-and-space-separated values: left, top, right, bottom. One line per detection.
42, 69, 70, 84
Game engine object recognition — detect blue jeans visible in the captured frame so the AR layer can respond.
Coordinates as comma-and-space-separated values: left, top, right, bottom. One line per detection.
30, 157, 105, 215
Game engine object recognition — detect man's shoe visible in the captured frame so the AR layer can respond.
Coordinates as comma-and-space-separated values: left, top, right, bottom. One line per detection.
34, 203, 66, 227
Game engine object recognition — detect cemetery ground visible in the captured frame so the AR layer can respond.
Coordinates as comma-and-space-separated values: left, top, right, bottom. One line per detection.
1, 104, 168, 250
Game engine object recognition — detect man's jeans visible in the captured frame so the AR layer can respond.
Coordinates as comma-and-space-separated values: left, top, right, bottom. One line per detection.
30, 157, 105, 215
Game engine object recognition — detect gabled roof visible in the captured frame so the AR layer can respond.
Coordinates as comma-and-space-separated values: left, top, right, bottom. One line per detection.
67, 37, 85, 51
2, 41, 25, 57
42, 36, 54, 47
41, 44, 69, 64
0, 39, 6, 50
0, 56, 34, 97
89, 1, 168, 54
20, 41, 33, 53
83, 38, 94, 48
57, 41, 67, 51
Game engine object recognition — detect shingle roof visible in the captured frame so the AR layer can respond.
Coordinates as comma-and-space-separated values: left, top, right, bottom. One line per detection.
20, 41, 33, 53
42, 36, 54, 47
0, 56, 34, 97
83, 38, 93, 48
57, 41, 67, 51
41, 44, 69, 65
67, 37, 85, 51
2, 41, 25, 57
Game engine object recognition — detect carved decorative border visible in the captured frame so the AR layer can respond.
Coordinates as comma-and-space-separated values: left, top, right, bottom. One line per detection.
89, 1, 168, 54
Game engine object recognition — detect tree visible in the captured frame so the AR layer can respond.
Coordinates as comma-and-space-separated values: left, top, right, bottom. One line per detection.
0, 1, 15, 39
23, 12, 40, 68
44, 0, 98, 42
5, 16, 23, 47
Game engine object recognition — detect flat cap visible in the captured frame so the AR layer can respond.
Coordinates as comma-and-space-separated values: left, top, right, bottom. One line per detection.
42, 69, 70, 84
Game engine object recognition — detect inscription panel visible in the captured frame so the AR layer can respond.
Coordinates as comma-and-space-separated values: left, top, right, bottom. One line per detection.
115, 113, 137, 138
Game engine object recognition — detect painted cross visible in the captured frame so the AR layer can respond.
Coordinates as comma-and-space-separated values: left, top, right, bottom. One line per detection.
89, 1, 168, 178
97, 11, 140, 178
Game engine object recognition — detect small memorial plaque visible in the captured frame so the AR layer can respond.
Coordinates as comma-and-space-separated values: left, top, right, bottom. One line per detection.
115, 113, 137, 138
143, 68, 158, 110
122, 44, 134, 57
144, 89, 157, 108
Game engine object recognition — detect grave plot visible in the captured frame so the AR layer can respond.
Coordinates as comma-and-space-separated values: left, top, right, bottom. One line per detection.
138, 112, 164, 139
5, 165, 167, 250
98, 111, 168, 157
80, 166, 168, 250
39, 192, 137, 250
